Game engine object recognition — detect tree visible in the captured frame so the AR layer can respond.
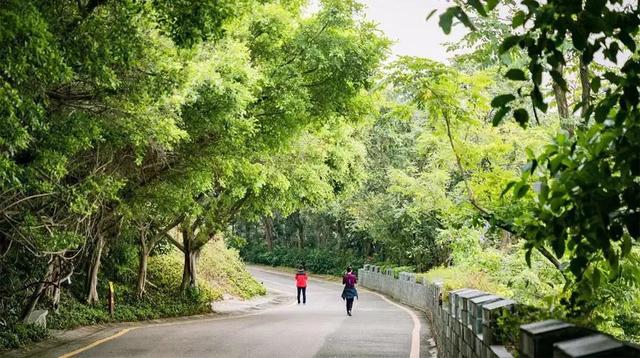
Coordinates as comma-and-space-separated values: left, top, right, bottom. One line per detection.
0, 0, 388, 321
440, 0, 640, 310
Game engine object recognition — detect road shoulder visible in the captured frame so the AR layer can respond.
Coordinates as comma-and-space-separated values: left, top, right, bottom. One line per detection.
2, 289, 289, 358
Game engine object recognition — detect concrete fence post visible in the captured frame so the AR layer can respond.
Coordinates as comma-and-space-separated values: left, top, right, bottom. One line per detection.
357, 267, 640, 358
481, 299, 516, 346
519, 320, 591, 358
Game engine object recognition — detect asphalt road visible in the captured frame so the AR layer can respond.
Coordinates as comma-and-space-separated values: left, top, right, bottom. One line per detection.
68, 267, 430, 358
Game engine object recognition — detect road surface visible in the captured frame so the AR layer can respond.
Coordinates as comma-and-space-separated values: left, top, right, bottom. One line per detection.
64, 267, 431, 357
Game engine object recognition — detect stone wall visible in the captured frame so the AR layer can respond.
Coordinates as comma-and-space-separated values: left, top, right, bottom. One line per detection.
358, 265, 640, 358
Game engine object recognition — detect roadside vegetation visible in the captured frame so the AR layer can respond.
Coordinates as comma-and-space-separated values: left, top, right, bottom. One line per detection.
0, 0, 387, 350
236, 0, 640, 345
2, 0, 639, 350
1, 240, 264, 348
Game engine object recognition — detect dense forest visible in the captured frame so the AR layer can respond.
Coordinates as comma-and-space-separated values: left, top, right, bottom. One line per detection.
1, 0, 639, 350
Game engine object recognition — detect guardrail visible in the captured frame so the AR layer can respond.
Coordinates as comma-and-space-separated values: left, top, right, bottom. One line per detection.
359, 264, 640, 358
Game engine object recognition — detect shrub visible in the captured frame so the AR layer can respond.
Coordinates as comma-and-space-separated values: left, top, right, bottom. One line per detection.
38, 241, 264, 334
241, 242, 366, 276
0, 323, 49, 350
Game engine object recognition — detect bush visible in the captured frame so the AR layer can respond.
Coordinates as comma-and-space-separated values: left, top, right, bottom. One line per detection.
0, 323, 49, 350
421, 228, 640, 345
0, 239, 267, 349
47, 240, 264, 331
198, 240, 266, 299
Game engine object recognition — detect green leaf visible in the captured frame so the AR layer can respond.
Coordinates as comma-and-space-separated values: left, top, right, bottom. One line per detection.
525, 147, 535, 159
513, 108, 529, 125
491, 94, 516, 108
618, 31, 636, 53
500, 181, 517, 198
500, 35, 522, 54
514, 182, 529, 198
454, 8, 476, 30
550, 70, 568, 91
467, 0, 487, 17
625, 212, 640, 239
530, 63, 543, 85
592, 267, 601, 288
606, 251, 619, 273
591, 77, 601, 92
512, 11, 526, 27
552, 238, 565, 258
439, 7, 457, 34
594, 103, 610, 123
603, 71, 620, 84
505, 68, 526, 81
538, 182, 549, 204
486, 0, 500, 10
621, 234, 632, 257
492, 106, 511, 126
570, 24, 588, 50
531, 87, 548, 112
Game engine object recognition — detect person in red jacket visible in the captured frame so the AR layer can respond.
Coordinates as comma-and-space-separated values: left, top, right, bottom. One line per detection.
295, 265, 308, 304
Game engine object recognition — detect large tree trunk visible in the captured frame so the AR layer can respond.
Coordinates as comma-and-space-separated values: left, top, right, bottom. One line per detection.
553, 63, 570, 120
364, 239, 372, 258
44, 254, 73, 313
136, 244, 149, 299
296, 212, 304, 250
579, 58, 590, 118
180, 228, 200, 291
262, 216, 274, 251
180, 250, 200, 291
86, 235, 105, 305
22, 259, 54, 321
136, 226, 152, 299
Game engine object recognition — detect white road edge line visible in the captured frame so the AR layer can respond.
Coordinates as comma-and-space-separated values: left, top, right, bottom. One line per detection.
365, 290, 421, 358
60, 268, 420, 358
253, 266, 421, 358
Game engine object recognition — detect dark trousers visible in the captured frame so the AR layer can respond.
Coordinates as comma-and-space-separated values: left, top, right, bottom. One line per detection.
346, 298, 354, 312
297, 287, 306, 303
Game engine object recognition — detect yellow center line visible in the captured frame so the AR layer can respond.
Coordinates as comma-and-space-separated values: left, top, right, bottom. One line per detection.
58, 272, 297, 357
58, 327, 136, 358
58, 269, 418, 358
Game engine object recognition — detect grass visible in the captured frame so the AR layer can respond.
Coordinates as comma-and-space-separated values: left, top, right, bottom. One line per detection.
47, 241, 265, 331
0, 323, 49, 350
2, 240, 265, 350
199, 240, 266, 299
418, 265, 511, 299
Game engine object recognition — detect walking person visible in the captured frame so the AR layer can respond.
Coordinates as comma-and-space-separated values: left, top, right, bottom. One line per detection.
295, 265, 307, 304
341, 266, 358, 316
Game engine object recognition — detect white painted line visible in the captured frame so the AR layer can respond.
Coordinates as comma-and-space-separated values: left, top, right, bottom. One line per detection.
368, 291, 421, 358
254, 266, 421, 358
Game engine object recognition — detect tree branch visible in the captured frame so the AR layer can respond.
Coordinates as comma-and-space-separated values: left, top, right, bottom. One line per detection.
442, 111, 565, 273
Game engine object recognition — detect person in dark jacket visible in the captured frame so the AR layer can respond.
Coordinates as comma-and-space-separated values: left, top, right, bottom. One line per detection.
295, 265, 308, 304
341, 266, 358, 316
